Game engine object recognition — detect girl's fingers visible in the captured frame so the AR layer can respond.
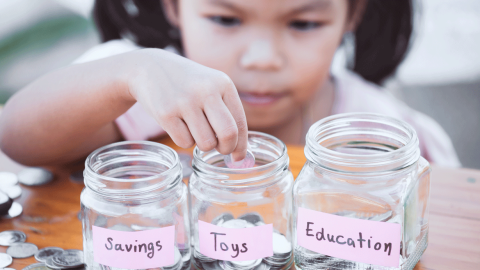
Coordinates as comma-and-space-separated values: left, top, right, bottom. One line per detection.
222, 84, 248, 162
182, 107, 218, 152
160, 117, 195, 149
203, 96, 239, 155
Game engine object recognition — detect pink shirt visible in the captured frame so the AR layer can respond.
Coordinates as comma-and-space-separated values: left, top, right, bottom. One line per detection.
74, 39, 461, 167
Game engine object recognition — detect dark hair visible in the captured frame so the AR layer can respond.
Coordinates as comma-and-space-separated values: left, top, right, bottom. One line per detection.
93, 0, 413, 84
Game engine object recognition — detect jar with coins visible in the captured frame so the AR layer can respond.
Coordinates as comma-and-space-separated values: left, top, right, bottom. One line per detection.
189, 131, 294, 270
293, 113, 431, 270
81, 141, 191, 270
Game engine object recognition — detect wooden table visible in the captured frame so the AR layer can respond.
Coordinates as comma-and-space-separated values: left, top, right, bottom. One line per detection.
0, 137, 479, 270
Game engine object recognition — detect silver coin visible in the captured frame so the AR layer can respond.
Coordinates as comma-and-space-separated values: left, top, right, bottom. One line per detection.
0, 230, 27, 246
22, 263, 50, 270
45, 257, 63, 269
178, 153, 193, 178
222, 258, 262, 269
0, 252, 13, 268
69, 170, 84, 183
17, 168, 53, 186
52, 251, 84, 268
35, 247, 64, 263
2, 202, 23, 219
62, 249, 84, 258
7, 242, 38, 258
238, 212, 263, 225
0, 172, 18, 188
272, 233, 292, 255
2, 185, 22, 199
211, 212, 234, 226
224, 150, 255, 169
220, 219, 253, 229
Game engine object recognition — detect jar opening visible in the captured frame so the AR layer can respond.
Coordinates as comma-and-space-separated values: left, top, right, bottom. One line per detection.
306, 113, 420, 173
84, 141, 182, 197
192, 131, 289, 186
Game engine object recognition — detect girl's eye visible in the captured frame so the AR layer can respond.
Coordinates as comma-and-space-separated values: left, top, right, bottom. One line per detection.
209, 16, 241, 27
289, 20, 321, 31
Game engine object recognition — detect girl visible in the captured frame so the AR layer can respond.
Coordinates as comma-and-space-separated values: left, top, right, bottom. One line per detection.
0, 0, 460, 167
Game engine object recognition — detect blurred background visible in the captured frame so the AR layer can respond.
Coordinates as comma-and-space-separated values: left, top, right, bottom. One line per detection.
0, 0, 479, 168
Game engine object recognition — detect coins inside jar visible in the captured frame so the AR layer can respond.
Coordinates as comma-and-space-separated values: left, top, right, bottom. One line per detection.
194, 213, 292, 270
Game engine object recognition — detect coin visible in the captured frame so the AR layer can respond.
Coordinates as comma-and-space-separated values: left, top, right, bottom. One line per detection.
211, 212, 234, 226
178, 153, 193, 178
22, 263, 50, 270
220, 219, 252, 229
0, 172, 18, 188
69, 170, 84, 184
2, 185, 22, 199
45, 257, 63, 269
0, 252, 13, 268
17, 168, 53, 186
0, 191, 13, 215
238, 212, 263, 225
272, 233, 291, 255
224, 150, 255, 169
7, 242, 38, 258
52, 250, 84, 268
2, 202, 23, 219
0, 230, 27, 246
35, 247, 64, 263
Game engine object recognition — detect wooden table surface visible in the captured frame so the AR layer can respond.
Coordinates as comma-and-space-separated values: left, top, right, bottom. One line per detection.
0, 137, 479, 270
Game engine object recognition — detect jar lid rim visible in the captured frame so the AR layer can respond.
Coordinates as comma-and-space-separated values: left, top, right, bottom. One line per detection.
84, 140, 181, 183
305, 113, 420, 171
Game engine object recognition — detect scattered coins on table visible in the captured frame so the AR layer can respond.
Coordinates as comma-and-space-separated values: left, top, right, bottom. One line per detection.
34, 247, 64, 263
17, 168, 53, 186
0, 230, 27, 246
194, 212, 292, 270
7, 242, 39, 259
224, 149, 255, 169
0, 252, 13, 268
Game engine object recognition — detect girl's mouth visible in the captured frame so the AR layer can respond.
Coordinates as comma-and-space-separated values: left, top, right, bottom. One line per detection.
238, 92, 286, 106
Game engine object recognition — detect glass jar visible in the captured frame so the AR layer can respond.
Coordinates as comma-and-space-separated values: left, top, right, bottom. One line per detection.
189, 131, 294, 270
293, 113, 431, 270
81, 141, 191, 270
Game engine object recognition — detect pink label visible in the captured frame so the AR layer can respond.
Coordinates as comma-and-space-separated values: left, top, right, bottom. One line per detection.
297, 207, 401, 267
198, 220, 273, 261
92, 225, 175, 269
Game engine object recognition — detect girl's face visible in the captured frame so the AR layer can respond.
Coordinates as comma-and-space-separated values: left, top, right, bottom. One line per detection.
176, 0, 350, 129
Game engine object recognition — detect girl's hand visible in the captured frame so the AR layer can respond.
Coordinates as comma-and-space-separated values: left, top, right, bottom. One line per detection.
124, 49, 248, 161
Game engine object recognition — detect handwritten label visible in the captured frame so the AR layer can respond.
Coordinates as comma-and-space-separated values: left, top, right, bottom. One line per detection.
297, 207, 401, 267
92, 225, 175, 269
198, 220, 273, 261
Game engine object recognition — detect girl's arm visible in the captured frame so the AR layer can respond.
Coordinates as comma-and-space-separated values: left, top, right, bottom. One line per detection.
0, 49, 248, 166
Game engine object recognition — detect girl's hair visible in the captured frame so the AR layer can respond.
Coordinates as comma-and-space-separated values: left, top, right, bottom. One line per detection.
93, 0, 413, 85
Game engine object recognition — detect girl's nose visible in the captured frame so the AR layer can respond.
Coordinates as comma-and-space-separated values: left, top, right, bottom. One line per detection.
240, 39, 284, 71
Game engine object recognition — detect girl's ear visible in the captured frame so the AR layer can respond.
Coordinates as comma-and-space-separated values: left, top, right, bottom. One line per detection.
345, 0, 368, 33
162, 0, 180, 28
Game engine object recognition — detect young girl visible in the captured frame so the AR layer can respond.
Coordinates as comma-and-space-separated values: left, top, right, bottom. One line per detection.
0, 0, 460, 167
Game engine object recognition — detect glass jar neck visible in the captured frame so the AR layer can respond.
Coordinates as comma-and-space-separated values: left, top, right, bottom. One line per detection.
305, 113, 420, 174
192, 131, 289, 188
84, 141, 182, 199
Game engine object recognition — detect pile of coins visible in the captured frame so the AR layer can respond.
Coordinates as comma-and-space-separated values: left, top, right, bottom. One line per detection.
0, 168, 54, 219
0, 229, 85, 270
194, 212, 292, 270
